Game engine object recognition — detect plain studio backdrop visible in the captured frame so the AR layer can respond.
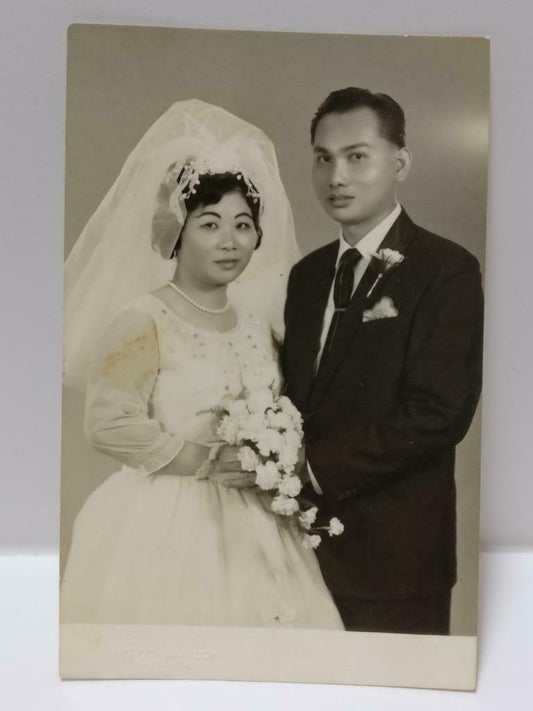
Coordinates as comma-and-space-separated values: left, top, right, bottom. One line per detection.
61, 25, 488, 636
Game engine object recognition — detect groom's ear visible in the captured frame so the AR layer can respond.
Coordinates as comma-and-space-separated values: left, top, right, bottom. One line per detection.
394, 147, 412, 183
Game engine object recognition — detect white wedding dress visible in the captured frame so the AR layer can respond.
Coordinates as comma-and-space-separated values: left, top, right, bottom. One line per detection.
61, 293, 343, 629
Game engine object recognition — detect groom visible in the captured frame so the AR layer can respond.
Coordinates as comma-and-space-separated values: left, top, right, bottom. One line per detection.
282, 88, 484, 634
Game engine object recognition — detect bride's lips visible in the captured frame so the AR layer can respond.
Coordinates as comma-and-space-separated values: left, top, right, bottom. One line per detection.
214, 258, 241, 270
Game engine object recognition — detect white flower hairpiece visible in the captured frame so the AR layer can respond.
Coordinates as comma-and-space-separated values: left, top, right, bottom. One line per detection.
166, 148, 261, 224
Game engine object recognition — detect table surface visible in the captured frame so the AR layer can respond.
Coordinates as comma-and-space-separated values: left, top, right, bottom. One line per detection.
1, 550, 532, 710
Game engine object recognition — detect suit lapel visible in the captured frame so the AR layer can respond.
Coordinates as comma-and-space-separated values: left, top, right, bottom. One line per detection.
363, 211, 414, 301
309, 210, 415, 410
291, 242, 338, 404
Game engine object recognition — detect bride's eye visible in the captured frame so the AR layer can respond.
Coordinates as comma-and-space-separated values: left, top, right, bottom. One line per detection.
236, 221, 253, 231
200, 221, 219, 230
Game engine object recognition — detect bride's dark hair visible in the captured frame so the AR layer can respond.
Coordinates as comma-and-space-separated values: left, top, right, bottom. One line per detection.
171, 172, 262, 257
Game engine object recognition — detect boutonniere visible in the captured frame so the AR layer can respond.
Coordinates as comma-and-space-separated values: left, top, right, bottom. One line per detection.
366, 248, 405, 298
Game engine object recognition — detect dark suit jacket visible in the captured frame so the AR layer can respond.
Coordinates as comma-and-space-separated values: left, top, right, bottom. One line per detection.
283, 210, 484, 599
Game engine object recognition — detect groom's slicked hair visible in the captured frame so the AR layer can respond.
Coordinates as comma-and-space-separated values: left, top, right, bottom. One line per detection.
310, 87, 406, 148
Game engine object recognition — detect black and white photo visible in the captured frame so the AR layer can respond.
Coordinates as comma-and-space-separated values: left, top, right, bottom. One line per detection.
60, 24, 488, 688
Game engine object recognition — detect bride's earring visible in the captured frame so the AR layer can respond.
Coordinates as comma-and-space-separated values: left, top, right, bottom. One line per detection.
170, 231, 183, 259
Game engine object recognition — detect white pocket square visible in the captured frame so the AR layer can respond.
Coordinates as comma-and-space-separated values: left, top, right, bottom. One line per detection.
362, 296, 398, 322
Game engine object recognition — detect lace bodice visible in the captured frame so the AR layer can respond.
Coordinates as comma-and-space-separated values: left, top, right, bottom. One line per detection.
84, 293, 281, 473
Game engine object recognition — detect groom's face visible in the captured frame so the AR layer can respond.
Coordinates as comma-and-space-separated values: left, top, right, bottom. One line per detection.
312, 107, 403, 233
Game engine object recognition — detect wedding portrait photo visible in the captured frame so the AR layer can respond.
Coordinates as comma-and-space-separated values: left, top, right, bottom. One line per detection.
59, 24, 488, 689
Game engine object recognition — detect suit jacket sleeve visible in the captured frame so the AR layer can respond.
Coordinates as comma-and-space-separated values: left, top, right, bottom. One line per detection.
306, 251, 484, 501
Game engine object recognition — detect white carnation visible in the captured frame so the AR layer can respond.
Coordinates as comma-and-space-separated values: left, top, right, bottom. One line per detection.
378, 248, 404, 268
256, 428, 284, 457
328, 517, 344, 537
278, 396, 303, 428
266, 409, 292, 431
278, 442, 300, 473
278, 395, 295, 415
238, 446, 260, 472
255, 461, 281, 490
278, 475, 302, 498
283, 428, 302, 452
271, 495, 300, 516
217, 417, 240, 445
299, 506, 318, 530
239, 412, 267, 441
302, 534, 321, 549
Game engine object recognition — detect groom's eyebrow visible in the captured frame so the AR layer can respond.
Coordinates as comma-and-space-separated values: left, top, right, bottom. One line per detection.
313, 142, 372, 153
342, 142, 372, 151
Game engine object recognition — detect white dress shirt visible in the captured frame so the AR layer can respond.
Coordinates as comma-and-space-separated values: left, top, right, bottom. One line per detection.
308, 203, 402, 495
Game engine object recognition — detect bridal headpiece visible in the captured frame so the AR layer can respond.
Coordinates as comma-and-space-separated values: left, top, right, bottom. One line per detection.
63, 100, 300, 390
166, 152, 261, 226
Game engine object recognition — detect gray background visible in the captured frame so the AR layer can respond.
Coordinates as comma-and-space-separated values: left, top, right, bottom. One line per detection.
1, 0, 532, 641
60, 25, 487, 635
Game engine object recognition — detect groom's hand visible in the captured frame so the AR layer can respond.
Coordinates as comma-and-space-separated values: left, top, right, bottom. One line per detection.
295, 445, 310, 484
210, 445, 258, 489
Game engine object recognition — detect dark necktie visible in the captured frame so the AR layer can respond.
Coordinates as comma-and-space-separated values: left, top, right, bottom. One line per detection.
321, 248, 362, 362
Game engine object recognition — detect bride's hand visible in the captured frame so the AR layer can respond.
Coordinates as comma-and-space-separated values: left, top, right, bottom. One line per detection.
210, 445, 258, 489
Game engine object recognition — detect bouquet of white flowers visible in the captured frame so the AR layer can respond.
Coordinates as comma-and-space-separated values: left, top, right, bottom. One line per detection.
206, 385, 343, 549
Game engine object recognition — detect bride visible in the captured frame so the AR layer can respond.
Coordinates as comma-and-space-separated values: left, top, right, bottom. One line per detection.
60, 100, 343, 629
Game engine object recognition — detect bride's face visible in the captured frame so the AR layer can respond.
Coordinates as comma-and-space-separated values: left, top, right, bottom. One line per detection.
177, 191, 258, 288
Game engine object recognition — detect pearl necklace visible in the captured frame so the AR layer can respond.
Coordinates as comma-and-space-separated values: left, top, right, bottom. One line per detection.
167, 281, 230, 315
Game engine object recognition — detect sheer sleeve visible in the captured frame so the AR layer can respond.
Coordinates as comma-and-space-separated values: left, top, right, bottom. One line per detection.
84, 306, 184, 474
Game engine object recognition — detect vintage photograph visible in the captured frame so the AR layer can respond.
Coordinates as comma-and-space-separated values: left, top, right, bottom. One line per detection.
60, 24, 488, 687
